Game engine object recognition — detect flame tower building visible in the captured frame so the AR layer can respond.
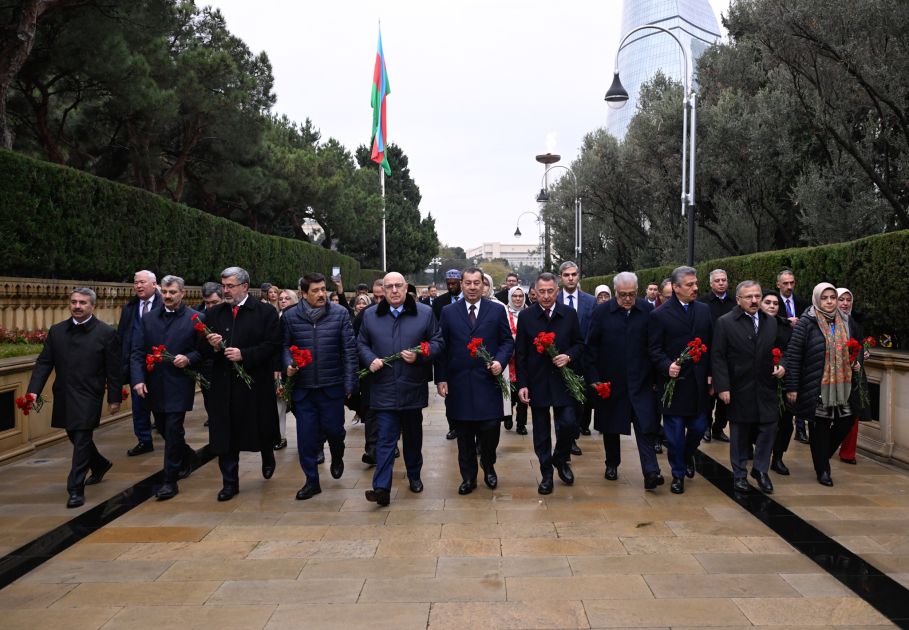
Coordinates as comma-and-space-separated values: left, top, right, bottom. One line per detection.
607, 0, 721, 140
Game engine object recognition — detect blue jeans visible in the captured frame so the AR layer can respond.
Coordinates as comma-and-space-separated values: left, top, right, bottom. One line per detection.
130, 387, 152, 443
293, 386, 346, 483
663, 412, 708, 479
373, 409, 423, 491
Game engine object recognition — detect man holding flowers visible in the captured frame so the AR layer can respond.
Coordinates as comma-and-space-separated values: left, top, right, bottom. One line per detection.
357, 272, 442, 505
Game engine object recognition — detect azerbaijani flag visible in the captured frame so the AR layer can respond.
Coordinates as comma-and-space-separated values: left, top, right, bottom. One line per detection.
370, 28, 391, 176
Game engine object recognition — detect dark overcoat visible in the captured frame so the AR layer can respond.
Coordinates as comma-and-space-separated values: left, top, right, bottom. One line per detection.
199, 298, 281, 454
698, 291, 735, 322
435, 298, 514, 421
432, 290, 461, 320
647, 296, 713, 416
117, 291, 162, 379
515, 301, 584, 408
585, 298, 657, 434
28, 317, 121, 430
711, 307, 786, 425
130, 304, 202, 413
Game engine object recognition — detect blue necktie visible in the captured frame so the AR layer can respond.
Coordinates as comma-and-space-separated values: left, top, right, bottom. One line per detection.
391, 308, 399, 318
568, 294, 575, 310
682, 303, 689, 313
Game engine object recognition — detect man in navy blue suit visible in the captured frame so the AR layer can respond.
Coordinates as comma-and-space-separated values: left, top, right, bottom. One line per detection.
648, 266, 713, 495
130, 275, 202, 500
436, 267, 514, 494
557, 261, 596, 447
516, 272, 584, 495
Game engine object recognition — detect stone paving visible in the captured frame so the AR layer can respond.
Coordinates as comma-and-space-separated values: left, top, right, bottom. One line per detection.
0, 390, 903, 629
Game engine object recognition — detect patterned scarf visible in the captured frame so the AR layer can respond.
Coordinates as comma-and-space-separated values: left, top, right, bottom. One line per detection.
811, 282, 851, 408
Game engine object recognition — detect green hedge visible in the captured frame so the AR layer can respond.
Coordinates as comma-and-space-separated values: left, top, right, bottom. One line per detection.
0, 150, 377, 288
582, 230, 909, 347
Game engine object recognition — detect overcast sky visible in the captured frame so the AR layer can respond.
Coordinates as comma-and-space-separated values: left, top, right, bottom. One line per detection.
208, 0, 730, 254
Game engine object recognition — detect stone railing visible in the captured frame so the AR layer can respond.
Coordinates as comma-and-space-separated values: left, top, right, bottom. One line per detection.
861, 349, 909, 467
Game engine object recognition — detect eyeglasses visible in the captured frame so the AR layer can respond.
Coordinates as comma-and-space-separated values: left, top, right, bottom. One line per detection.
617, 291, 635, 299
384, 283, 405, 290
278, 297, 291, 302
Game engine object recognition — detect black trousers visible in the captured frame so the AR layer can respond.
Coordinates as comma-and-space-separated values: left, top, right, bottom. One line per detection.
453, 419, 500, 483
152, 410, 193, 484
709, 397, 728, 433
772, 410, 795, 459
66, 429, 107, 494
512, 400, 528, 427
575, 400, 593, 432
730, 421, 777, 479
809, 412, 854, 475
603, 418, 661, 477
218, 451, 240, 489
531, 405, 577, 477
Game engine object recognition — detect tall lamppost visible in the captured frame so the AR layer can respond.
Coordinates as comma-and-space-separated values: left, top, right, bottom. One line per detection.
514, 211, 544, 270
605, 25, 697, 266
536, 165, 582, 274
430, 256, 441, 287
535, 153, 560, 271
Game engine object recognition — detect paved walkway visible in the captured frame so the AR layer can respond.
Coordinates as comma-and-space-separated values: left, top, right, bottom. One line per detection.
0, 391, 904, 629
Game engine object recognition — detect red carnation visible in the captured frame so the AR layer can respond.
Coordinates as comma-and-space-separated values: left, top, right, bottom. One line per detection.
594, 382, 612, 399
420, 341, 430, 357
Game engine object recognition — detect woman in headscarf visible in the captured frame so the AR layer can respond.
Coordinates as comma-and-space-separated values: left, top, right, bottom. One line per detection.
594, 284, 612, 305
760, 290, 794, 475
784, 282, 862, 486
483, 273, 505, 306
835, 288, 870, 465
273, 289, 300, 450
506, 285, 529, 435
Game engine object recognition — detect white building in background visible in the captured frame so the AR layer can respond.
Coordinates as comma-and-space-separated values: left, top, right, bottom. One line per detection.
607, 0, 721, 140
466, 242, 542, 269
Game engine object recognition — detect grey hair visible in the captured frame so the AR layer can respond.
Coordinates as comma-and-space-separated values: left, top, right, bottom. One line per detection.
135, 270, 156, 283
613, 271, 639, 291
72, 287, 97, 305
160, 275, 185, 290
535, 271, 558, 288
220, 266, 250, 285
709, 269, 727, 282
777, 269, 795, 281
559, 261, 578, 274
735, 280, 761, 297
201, 282, 222, 298
670, 266, 697, 286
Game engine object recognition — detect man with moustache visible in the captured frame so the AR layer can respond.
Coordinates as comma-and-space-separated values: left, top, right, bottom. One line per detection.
201, 266, 281, 502
698, 269, 734, 443
130, 275, 202, 500
119, 270, 162, 457
436, 267, 513, 494
358, 272, 443, 505
282, 272, 358, 500
28, 288, 121, 508
433, 269, 464, 440
516, 272, 584, 495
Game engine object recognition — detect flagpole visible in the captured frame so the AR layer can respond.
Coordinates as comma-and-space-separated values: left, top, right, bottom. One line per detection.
380, 168, 386, 270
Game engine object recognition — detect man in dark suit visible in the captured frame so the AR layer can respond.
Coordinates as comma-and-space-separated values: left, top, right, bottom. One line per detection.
516, 272, 584, 495
494, 272, 519, 303
200, 266, 282, 501
557, 261, 596, 445
585, 272, 663, 490
775, 269, 811, 443
648, 266, 713, 494
645, 282, 660, 308
698, 269, 735, 443
433, 269, 464, 440
420, 285, 438, 307
712, 280, 787, 494
118, 270, 162, 457
436, 267, 513, 494
28, 288, 121, 508
130, 275, 202, 500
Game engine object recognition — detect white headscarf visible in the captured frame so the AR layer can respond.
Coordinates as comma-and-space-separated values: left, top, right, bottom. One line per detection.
594, 284, 611, 301
506, 285, 525, 317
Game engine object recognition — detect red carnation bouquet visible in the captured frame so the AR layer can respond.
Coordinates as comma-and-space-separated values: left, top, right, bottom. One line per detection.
661, 337, 708, 408
16, 392, 47, 415
592, 381, 612, 399
145, 344, 210, 390
191, 313, 253, 388
279, 345, 313, 402
532, 332, 586, 404
358, 341, 431, 379
467, 337, 510, 398
772, 347, 785, 412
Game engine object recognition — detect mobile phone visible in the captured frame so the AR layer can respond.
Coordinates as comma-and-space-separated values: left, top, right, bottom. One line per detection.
331, 266, 341, 281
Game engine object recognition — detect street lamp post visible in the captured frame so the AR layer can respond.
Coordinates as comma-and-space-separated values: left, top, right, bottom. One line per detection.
605, 25, 697, 266
535, 153, 560, 271
514, 211, 544, 270
430, 256, 441, 287
536, 165, 582, 274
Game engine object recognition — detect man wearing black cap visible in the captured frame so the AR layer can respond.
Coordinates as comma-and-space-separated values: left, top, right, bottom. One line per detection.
433, 269, 463, 439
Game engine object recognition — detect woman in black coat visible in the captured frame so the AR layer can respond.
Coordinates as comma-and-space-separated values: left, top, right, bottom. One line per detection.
761, 291, 794, 475
835, 287, 870, 465
784, 282, 862, 486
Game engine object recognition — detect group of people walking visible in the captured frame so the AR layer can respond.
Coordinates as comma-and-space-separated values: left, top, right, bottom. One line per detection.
25, 262, 871, 508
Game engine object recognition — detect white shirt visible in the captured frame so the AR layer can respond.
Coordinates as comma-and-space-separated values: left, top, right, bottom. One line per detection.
236, 295, 249, 308
139, 294, 156, 317
465, 299, 481, 319
563, 290, 579, 310
72, 315, 93, 326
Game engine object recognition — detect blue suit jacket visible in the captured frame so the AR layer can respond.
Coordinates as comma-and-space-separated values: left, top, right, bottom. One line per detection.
515, 301, 584, 408
118, 291, 163, 378
557, 289, 596, 338
435, 298, 514, 421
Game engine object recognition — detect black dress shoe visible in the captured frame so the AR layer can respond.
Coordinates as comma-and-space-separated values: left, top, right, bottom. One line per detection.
580, 427, 591, 436
330, 458, 344, 479
408, 478, 423, 493
570, 441, 582, 456
604, 465, 618, 481
770, 458, 790, 475
516, 424, 528, 435
733, 478, 750, 493
537, 477, 554, 495
458, 479, 477, 495
644, 473, 664, 490
654, 442, 663, 454
840, 457, 857, 465
217, 487, 238, 502
127, 441, 153, 456
362, 452, 376, 466
702, 431, 712, 443
685, 456, 696, 479
484, 469, 498, 489
446, 429, 457, 440
556, 461, 574, 485
156, 482, 179, 500
316, 451, 325, 465
66, 492, 85, 508
817, 471, 833, 486
85, 459, 113, 485
712, 429, 730, 442
296, 481, 322, 500
670, 476, 684, 494
365, 488, 391, 506
504, 417, 514, 431
262, 461, 276, 480
274, 438, 288, 450
795, 428, 809, 444
750, 469, 774, 493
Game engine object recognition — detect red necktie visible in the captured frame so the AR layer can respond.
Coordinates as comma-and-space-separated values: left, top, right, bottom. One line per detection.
232, 305, 239, 319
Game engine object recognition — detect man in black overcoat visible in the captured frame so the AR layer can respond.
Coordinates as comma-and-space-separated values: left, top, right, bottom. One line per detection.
698, 268, 735, 443
516, 272, 584, 496
131, 275, 202, 500
585, 272, 663, 490
200, 266, 281, 501
28, 288, 121, 508
712, 281, 787, 494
